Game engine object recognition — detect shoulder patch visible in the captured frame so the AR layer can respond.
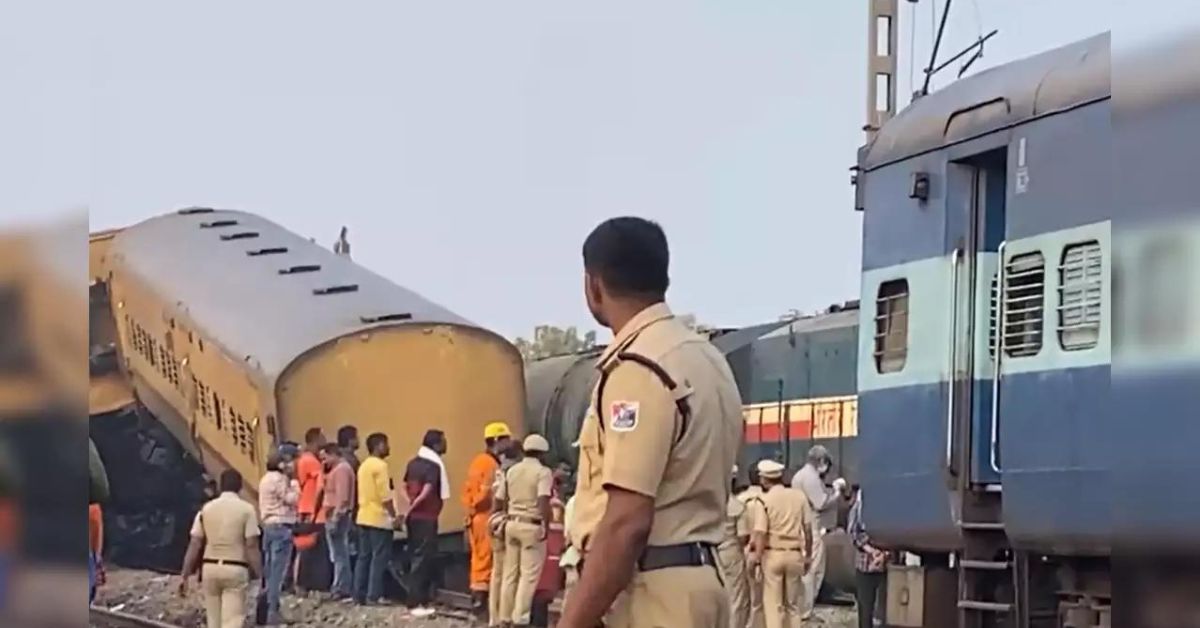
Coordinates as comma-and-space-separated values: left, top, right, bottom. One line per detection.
610, 401, 640, 432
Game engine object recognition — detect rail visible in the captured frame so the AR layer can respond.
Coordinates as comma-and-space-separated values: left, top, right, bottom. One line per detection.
89, 606, 180, 628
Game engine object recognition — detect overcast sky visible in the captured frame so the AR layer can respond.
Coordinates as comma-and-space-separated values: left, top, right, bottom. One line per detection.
1, 1, 1192, 340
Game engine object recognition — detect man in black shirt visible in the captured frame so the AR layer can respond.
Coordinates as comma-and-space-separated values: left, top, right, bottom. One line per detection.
403, 430, 449, 618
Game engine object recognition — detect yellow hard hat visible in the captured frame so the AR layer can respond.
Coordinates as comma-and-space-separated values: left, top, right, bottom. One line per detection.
484, 422, 512, 440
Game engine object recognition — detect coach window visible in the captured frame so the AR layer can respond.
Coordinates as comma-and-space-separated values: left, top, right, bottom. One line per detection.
1058, 241, 1103, 351
1004, 252, 1045, 357
873, 279, 909, 373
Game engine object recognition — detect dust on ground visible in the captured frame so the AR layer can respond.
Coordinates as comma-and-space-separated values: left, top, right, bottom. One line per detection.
93, 568, 470, 627
93, 568, 858, 627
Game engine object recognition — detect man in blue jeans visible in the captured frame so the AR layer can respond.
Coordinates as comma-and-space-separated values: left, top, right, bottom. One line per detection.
354, 433, 397, 605
321, 444, 356, 600
259, 453, 300, 625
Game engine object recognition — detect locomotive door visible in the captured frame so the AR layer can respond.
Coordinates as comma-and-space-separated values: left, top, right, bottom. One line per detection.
947, 149, 1007, 487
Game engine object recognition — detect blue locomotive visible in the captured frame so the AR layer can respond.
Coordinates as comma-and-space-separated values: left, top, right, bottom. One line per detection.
855, 30, 1200, 628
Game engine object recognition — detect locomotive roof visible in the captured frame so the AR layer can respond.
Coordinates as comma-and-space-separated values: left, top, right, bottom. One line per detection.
110, 209, 478, 381
861, 32, 1110, 171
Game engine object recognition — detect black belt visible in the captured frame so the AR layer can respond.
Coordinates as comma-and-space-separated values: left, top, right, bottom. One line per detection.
766, 547, 804, 552
203, 558, 249, 568
578, 542, 718, 574
509, 515, 543, 526
637, 542, 717, 572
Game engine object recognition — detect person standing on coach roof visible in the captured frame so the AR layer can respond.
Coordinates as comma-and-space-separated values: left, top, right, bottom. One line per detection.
495, 433, 554, 626
180, 470, 262, 628
557, 217, 743, 628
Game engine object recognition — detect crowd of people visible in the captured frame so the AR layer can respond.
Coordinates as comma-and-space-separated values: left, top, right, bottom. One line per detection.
100, 216, 893, 628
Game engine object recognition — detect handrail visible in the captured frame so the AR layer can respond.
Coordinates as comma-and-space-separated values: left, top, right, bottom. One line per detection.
990, 241, 1008, 474
946, 248, 962, 470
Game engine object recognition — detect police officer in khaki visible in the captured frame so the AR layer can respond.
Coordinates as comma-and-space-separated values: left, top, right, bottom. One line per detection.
488, 446, 520, 627
558, 217, 743, 628
179, 470, 263, 628
738, 465, 767, 628
718, 466, 752, 628
495, 434, 554, 626
748, 460, 813, 628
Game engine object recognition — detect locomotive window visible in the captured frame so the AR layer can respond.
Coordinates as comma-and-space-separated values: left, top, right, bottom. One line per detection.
873, 279, 909, 373
1003, 252, 1045, 358
1058, 241, 1103, 351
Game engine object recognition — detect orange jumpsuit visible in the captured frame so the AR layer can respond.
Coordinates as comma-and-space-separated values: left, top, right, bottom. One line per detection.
462, 452, 500, 592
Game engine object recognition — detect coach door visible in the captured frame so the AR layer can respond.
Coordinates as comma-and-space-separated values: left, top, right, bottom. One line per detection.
946, 148, 1007, 487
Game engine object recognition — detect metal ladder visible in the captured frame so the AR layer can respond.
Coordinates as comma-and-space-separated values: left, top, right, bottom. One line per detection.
954, 490, 1034, 628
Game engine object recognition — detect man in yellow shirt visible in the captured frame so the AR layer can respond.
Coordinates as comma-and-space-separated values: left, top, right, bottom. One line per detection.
353, 432, 397, 605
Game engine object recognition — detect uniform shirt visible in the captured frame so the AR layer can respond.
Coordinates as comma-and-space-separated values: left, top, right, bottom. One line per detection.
737, 486, 765, 541
297, 451, 325, 522
752, 485, 814, 551
572, 303, 743, 551
560, 496, 580, 568
791, 464, 838, 531
403, 457, 443, 522
497, 457, 552, 520
357, 455, 392, 530
258, 471, 300, 525
191, 492, 260, 562
722, 494, 748, 544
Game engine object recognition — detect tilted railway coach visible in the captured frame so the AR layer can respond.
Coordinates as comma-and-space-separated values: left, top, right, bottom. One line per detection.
89, 209, 526, 572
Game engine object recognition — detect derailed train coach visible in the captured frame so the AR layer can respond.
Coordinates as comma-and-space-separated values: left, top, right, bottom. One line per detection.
523, 302, 862, 596
90, 208, 526, 574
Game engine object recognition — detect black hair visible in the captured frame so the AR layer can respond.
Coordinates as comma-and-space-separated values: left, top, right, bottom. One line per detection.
337, 425, 358, 448
219, 469, 243, 493
582, 217, 669, 297
366, 432, 388, 454
321, 443, 342, 457
747, 464, 761, 485
304, 427, 324, 445
422, 429, 445, 449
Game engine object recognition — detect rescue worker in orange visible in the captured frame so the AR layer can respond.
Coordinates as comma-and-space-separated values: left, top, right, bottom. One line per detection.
461, 422, 514, 613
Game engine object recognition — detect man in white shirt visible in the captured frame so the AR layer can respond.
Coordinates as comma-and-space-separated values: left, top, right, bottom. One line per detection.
790, 445, 848, 620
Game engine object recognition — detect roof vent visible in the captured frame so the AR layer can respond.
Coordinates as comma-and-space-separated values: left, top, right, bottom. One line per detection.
178, 207, 214, 215
200, 219, 239, 228
278, 264, 321, 275
247, 247, 289, 256
220, 232, 260, 241
360, 313, 413, 324
313, 284, 359, 295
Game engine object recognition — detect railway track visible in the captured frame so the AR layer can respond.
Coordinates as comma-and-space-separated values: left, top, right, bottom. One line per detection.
90, 606, 180, 628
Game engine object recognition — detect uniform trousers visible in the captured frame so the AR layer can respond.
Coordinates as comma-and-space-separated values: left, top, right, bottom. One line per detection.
201, 563, 249, 628
799, 528, 826, 619
499, 520, 546, 625
716, 540, 751, 628
488, 532, 507, 626
604, 564, 728, 628
749, 562, 765, 628
762, 549, 806, 628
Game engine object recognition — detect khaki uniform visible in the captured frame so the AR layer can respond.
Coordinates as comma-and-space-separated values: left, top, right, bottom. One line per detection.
571, 304, 743, 628
488, 460, 516, 626
496, 456, 553, 626
738, 486, 767, 628
718, 494, 752, 628
752, 485, 814, 628
189, 492, 260, 628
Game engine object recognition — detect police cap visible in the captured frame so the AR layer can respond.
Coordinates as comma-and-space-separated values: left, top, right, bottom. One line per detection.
757, 459, 785, 479
523, 434, 550, 453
